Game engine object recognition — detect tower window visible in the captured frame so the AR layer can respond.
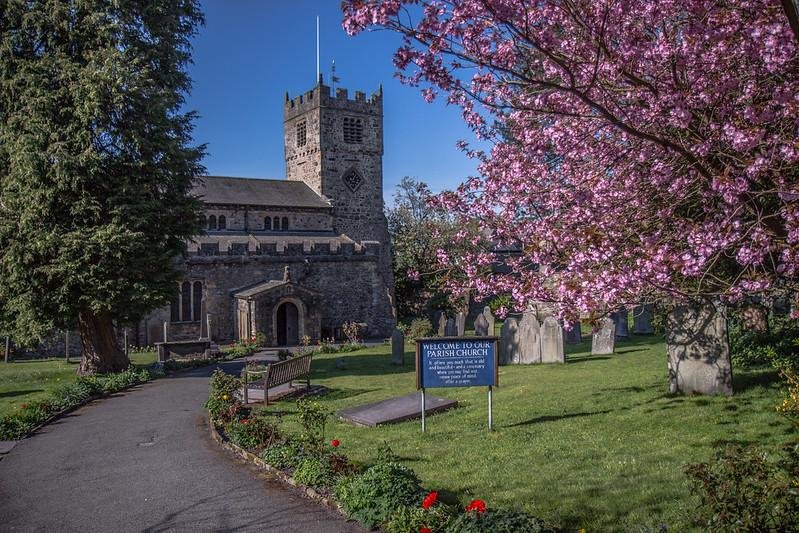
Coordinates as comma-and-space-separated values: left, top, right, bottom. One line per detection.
208, 215, 217, 230
218, 215, 227, 230
296, 120, 307, 147
343, 117, 363, 144
264, 217, 272, 230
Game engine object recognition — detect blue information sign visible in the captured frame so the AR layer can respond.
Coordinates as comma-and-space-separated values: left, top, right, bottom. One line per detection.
416, 337, 498, 389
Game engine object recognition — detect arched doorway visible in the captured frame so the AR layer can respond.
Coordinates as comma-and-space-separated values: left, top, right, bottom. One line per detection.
276, 301, 300, 346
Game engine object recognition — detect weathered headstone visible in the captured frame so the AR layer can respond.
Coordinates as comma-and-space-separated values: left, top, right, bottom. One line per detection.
741, 305, 768, 332
666, 302, 732, 395
564, 320, 582, 344
474, 314, 489, 336
540, 317, 565, 363
613, 308, 629, 340
391, 328, 405, 365
437, 313, 447, 337
455, 311, 466, 336
632, 304, 654, 335
517, 311, 541, 364
499, 318, 520, 365
591, 317, 616, 355
444, 318, 458, 337
483, 306, 495, 336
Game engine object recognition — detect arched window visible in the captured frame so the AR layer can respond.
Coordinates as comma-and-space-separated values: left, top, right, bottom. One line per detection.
218, 215, 226, 230
200, 215, 207, 230
282, 217, 289, 231
192, 281, 202, 322
264, 217, 271, 230
180, 281, 191, 322
208, 215, 217, 230
273, 216, 280, 231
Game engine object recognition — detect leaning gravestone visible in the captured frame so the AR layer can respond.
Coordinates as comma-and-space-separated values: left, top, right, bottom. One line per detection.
564, 320, 582, 344
444, 318, 458, 337
591, 317, 616, 355
474, 313, 489, 336
499, 318, 520, 365
391, 329, 405, 366
540, 317, 565, 363
455, 311, 466, 336
517, 311, 542, 364
483, 306, 495, 336
437, 313, 447, 336
613, 308, 629, 340
632, 304, 654, 334
666, 302, 733, 395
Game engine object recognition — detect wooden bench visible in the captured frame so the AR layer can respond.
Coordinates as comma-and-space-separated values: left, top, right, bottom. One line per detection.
243, 354, 313, 405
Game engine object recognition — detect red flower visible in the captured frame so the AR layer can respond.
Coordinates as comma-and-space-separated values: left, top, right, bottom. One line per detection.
465, 499, 486, 513
241, 419, 249, 425
330, 439, 340, 447
422, 491, 438, 510
421, 528, 433, 533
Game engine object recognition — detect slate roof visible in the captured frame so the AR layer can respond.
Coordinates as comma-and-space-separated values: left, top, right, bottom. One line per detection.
192, 176, 330, 209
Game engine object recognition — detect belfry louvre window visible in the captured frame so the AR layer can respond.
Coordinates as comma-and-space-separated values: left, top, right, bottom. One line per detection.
296, 120, 307, 147
343, 117, 363, 143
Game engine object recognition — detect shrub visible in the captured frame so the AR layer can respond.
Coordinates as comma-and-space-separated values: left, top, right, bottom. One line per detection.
386, 503, 454, 533
335, 462, 424, 528
444, 508, 556, 533
225, 416, 278, 450
204, 369, 242, 423
293, 455, 336, 489
277, 348, 293, 360
260, 441, 305, 470
342, 321, 364, 345
316, 338, 338, 354
407, 318, 432, 341
684, 444, 799, 531
296, 398, 330, 449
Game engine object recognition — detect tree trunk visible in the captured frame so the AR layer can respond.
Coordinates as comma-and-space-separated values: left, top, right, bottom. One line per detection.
78, 311, 129, 374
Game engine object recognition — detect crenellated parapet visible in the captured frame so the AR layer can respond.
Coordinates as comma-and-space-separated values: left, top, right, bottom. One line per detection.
186, 238, 382, 261
284, 81, 382, 121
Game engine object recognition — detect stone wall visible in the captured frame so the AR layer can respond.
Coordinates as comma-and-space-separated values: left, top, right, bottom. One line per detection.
203, 204, 333, 232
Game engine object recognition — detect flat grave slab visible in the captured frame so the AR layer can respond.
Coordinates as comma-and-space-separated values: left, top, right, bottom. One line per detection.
241, 382, 326, 404
338, 392, 458, 427
0, 440, 17, 454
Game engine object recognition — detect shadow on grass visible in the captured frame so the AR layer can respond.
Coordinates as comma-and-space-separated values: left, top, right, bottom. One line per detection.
733, 367, 781, 392
566, 355, 613, 364
505, 409, 613, 427
0, 389, 43, 398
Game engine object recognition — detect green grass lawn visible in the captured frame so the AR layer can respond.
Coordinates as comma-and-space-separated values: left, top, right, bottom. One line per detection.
255, 337, 794, 532
0, 351, 156, 419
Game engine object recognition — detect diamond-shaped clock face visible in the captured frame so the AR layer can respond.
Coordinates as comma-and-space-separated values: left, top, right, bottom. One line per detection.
342, 168, 363, 191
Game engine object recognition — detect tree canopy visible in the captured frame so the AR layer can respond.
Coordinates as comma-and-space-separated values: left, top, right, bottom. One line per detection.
343, 0, 799, 319
0, 0, 205, 372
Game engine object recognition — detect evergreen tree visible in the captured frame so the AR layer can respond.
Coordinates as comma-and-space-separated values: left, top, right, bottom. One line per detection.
0, 0, 206, 373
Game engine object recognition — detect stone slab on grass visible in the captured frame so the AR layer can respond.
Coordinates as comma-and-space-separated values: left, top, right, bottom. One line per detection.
242, 382, 327, 404
0, 440, 17, 454
338, 392, 457, 427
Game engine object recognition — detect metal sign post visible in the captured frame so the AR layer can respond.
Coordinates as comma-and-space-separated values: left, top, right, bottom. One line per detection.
421, 387, 426, 432
488, 385, 493, 431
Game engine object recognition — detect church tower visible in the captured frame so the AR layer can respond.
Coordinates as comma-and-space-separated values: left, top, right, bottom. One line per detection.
283, 77, 388, 245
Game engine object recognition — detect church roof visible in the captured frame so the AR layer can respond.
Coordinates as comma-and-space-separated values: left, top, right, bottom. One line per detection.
192, 176, 330, 209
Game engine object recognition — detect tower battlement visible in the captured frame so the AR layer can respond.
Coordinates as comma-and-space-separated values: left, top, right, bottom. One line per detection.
284, 79, 382, 121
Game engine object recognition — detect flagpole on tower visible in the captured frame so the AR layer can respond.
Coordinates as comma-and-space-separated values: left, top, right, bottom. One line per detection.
316, 15, 320, 83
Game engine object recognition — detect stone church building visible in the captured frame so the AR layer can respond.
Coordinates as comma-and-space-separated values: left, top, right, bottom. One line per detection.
137, 79, 396, 347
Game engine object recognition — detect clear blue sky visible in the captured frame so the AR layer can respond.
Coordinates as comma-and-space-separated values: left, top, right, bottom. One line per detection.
184, 0, 480, 204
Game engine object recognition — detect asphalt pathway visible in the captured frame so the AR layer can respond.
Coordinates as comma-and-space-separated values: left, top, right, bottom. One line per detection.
0, 362, 364, 533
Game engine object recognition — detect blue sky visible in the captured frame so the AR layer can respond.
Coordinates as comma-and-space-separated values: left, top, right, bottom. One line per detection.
184, 0, 480, 204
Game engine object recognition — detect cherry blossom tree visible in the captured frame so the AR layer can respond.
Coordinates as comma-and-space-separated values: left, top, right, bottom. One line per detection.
343, 0, 799, 324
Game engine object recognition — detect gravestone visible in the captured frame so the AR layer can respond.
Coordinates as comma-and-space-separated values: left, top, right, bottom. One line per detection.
632, 304, 654, 335
591, 317, 616, 355
666, 302, 732, 395
444, 318, 458, 337
391, 329, 405, 366
455, 311, 466, 336
540, 317, 565, 363
517, 311, 541, 364
474, 314, 489, 336
564, 320, 582, 344
483, 306, 495, 336
499, 318, 520, 365
437, 313, 447, 337
613, 308, 629, 340
741, 305, 768, 332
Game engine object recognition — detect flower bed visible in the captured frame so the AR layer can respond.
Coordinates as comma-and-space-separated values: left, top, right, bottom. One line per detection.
205, 370, 557, 533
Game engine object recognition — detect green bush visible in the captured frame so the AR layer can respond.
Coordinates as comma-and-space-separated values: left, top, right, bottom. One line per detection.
684, 444, 799, 531
335, 462, 424, 528
443, 509, 556, 533
407, 318, 432, 341
260, 441, 305, 470
728, 312, 799, 369
224, 416, 277, 450
296, 398, 330, 449
204, 369, 242, 423
293, 455, 336, 489
386, 503, 454, 533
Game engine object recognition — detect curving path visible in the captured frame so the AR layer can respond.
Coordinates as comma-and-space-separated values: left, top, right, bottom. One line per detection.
0, 362, 363, 533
